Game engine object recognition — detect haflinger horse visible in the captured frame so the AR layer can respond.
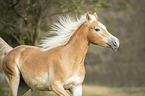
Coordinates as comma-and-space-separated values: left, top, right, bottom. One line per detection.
0, 12, 119, 96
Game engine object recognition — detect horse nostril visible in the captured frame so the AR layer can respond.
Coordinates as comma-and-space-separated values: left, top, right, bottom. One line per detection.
113, 42, 117, 46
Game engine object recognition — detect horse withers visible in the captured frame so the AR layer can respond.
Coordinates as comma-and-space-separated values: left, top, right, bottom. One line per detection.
0, 12, 119, 96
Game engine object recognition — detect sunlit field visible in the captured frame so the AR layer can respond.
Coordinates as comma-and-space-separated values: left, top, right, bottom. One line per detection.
1, 78, 145, 96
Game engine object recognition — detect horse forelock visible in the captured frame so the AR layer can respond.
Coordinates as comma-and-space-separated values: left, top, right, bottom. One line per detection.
40, 14, 97, 51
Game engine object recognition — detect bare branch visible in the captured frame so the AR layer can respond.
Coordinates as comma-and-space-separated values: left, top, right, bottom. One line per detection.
8, 0, 28, 24
47, 10, 73, 18
8, 0, 20, 10
11, 33, 21, 44
41, 0, 51, 9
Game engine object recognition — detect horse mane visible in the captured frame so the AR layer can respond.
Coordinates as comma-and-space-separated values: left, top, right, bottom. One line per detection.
40, 14, 96, 51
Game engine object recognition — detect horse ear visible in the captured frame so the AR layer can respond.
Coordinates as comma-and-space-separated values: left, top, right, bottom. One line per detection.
86, 12, 92, 22
94, 12, 98, 20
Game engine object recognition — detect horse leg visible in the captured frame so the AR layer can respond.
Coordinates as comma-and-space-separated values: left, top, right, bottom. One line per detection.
5, 67, 20, 96
7, 77, 19, 96
17, 77, 30, 96
70, 85, 82, 96
50, 81, 69, 96
52, 87, 69, 96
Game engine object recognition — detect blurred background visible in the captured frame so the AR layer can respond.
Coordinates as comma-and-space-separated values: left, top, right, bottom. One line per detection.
0, 0, 145, 95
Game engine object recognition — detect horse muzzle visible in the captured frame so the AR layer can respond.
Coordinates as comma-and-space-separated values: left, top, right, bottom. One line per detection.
107, 36, 120, 51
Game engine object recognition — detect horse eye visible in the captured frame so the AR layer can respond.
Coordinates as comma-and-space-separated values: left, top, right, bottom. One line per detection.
95, 28, 100, 31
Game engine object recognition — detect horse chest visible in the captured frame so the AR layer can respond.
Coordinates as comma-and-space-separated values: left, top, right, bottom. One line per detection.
63, 74, 82, 89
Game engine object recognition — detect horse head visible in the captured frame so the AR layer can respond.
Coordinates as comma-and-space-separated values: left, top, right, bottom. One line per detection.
86, 13, 120, 50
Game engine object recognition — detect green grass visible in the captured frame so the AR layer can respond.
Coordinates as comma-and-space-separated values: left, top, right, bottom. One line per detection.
0, 78, 9, 96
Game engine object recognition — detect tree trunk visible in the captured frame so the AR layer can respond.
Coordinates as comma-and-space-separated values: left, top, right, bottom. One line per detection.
34, 24, 40, 46
26, 23, 34, 45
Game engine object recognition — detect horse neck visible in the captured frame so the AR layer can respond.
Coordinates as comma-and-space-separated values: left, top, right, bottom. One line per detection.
65, 23, 89, 61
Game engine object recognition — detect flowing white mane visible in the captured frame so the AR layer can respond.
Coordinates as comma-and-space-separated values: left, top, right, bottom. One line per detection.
40, 14, 96, 51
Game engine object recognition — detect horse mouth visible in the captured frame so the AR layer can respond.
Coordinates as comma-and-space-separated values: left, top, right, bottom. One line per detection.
107, 41, 119, 51
107, 44, 117, 51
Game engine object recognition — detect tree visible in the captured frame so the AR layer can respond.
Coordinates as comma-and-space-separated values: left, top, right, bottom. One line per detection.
0, 0, 110, 46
